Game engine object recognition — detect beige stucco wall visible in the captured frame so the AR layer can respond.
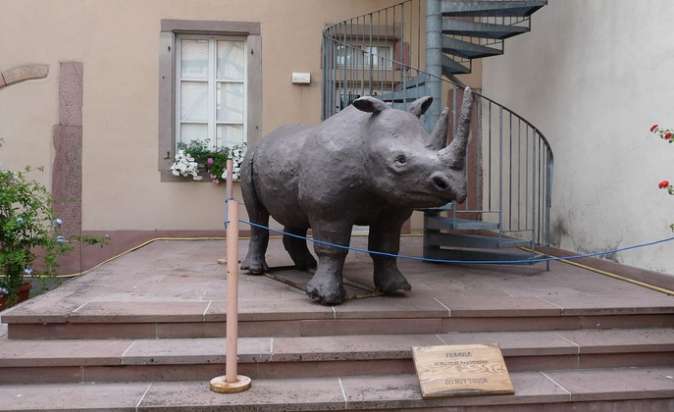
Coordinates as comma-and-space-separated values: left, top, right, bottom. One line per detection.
0, 0, 399, 231
481, 0, 674, 273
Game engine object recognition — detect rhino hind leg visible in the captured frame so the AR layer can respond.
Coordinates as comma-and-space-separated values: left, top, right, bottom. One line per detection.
240, 153, 269, 275
282, 226, 317, 271
369, 213, 412, 295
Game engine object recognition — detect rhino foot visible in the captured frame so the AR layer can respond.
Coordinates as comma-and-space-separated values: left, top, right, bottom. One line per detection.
305, 275, 346, 305
241, 253, 268, 275
374, 267, 412, 295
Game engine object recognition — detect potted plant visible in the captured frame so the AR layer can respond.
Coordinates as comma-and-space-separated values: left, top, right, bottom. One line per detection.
169, 139, 247, 183
0, 162, 75, 309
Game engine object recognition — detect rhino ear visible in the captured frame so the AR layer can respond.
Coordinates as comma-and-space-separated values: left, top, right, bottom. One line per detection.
408, 96, 433, 118
352, 96, 388, 114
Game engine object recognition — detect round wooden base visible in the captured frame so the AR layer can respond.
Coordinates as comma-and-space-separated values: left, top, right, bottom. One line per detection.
209, 375, 252, 393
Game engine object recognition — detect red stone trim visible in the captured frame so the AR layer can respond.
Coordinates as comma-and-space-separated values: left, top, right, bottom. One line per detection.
52, 62, 83, 273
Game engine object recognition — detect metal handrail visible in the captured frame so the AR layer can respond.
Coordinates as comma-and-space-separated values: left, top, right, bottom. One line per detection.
321, 0, 553, 246
323, 6, 552, 156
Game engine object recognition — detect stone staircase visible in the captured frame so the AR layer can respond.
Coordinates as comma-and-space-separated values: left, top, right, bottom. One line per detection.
2, 292, 674, 410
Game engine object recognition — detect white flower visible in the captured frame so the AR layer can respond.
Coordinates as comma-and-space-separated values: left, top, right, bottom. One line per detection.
169, 149, 201, 179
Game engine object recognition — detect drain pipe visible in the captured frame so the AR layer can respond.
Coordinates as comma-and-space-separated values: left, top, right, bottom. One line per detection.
425, 0, 442, 132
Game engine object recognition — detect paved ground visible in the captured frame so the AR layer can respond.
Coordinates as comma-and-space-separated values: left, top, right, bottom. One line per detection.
2, 235, 671, 323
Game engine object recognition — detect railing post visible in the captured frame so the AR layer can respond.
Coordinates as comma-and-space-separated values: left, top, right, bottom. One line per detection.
217, 159, 235, 266
425, 0, 442, 132
210, 159, 251, 394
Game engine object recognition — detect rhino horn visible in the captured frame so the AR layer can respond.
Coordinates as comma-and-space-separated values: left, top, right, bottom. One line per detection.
426, 107, 449, 151
439, 87, 474, 169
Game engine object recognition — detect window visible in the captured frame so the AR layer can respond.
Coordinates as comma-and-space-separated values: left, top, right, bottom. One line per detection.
158, 19, 262, 181
336, 44, 394, 70
176, 35, 246, 150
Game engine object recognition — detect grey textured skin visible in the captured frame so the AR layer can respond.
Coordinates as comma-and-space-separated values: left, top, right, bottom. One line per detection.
240, 87, 474, 305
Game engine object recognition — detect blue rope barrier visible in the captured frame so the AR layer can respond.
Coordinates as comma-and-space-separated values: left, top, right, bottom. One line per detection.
234, 219, 674, 266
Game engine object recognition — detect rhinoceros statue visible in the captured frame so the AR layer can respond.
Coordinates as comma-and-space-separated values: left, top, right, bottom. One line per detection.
240, 87, 474, 305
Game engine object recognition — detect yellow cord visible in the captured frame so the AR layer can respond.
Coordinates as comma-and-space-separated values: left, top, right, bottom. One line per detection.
53, 232, 423, 279
520, 246, 674, 296
56, 236, 227, 278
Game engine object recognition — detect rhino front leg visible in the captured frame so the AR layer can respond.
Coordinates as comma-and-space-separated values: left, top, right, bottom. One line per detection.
369, 211, 412, 295
305, 221, 350, 305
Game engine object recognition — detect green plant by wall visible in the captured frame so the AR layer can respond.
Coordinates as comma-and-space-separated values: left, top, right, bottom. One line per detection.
0, 165, 70, 305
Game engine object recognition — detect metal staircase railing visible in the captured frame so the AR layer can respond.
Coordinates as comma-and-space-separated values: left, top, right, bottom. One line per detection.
321, 0, 553, 254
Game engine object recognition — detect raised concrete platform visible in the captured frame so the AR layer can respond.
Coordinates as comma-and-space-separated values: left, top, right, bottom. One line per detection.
2, 237, 673, 338
1, 237, 673, 411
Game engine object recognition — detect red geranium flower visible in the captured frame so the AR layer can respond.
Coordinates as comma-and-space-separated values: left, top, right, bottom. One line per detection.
665, 131, 673, 140
650, 124, 659, 133
659, 179, 670, 189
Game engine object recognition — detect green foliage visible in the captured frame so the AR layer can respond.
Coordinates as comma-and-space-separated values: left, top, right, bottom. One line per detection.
176, 139, 246, 183
0, 157, 106, 305
0, 167, 69, 304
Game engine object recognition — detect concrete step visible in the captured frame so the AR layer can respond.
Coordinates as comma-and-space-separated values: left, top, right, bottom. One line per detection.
1, 367, 673, 411
424, 215, 500, 231
4, 294, 674, 339
441, 0, 548, 17
425, 231, 530, 249
2, 329, 674, 384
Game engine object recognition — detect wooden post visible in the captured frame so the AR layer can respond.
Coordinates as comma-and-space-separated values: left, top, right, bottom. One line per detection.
217, 160, 235, 265
210, 159, 251, 393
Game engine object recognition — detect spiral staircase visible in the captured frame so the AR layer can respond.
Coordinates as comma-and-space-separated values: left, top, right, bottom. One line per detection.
322, 0, 553, 262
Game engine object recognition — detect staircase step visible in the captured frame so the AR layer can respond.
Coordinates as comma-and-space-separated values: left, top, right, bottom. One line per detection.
442, 19, 530, 39
425, 215, 499, 231
1, 367, 673, 411
442, 36, 503, 59
2, 329, 673, 384
442, 54, 471, 75
441, 0, 548, 17
424, 231, 529, 249
4, 295, 674, 340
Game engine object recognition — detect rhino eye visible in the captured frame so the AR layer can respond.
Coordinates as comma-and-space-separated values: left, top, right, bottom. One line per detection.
394, 154, 407, 166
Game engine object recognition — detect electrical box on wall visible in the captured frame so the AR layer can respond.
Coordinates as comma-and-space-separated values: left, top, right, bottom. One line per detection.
291, 72, 311, 84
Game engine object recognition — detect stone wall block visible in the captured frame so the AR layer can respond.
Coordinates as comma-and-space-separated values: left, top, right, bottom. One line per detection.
1, 64, 49, 87
58, 62, 83, 127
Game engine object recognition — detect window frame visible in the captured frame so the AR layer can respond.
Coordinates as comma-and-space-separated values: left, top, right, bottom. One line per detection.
175, 34, 248, 151
158, 19, 261, 182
